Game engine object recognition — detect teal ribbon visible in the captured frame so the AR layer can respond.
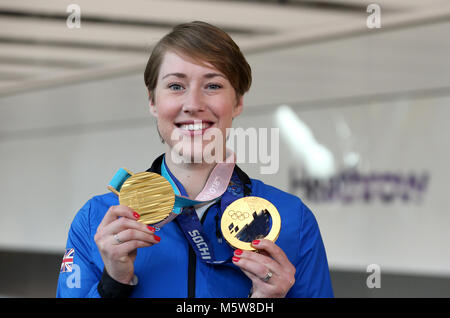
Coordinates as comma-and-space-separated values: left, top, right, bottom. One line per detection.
108, 168, 131, 192
160, 157, 219, 214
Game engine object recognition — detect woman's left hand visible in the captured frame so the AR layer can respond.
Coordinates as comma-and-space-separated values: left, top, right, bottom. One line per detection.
232, 239, 296, 298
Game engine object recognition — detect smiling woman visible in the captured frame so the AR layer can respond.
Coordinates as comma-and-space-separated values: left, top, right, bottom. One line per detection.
144, 21, 251, 167
149, 51, 243, 170
56, 21, 334, 298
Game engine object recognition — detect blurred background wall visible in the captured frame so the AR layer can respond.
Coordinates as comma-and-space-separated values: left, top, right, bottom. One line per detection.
0, 0, 449, 297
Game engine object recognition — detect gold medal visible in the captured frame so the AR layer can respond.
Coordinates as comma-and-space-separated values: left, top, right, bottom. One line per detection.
118, 172, 175, 225
220, 196, 281, 251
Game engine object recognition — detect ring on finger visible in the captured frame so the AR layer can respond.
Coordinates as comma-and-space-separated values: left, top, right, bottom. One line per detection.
113, 233, 123, 244
262, 270, 273, 283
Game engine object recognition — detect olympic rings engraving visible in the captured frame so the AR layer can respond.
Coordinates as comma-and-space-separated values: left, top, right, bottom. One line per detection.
227, 210, 249, 221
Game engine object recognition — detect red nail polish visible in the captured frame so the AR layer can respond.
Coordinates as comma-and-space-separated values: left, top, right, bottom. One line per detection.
234, 249, 243, 256
232, 256, 240, 263
252, 240, 260, 246
154, 235, 161, 242
147, 226, 155, 232
133, 212, 140, 219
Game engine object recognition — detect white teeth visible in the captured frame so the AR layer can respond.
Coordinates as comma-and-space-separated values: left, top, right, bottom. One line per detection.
179, 122, 211, 131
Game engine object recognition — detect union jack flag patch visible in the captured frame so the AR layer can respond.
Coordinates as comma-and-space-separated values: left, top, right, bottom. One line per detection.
60, 248, 74, 273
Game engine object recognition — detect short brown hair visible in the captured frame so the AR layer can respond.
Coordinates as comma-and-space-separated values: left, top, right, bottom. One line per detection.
144, 21, 252, 103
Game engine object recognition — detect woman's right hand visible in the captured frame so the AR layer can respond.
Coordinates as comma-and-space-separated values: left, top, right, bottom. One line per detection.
94, 205, 160, 284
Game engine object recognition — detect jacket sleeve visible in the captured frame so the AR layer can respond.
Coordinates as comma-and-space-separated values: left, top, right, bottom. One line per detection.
288, 203, 334, 298
56, 199, 102, 298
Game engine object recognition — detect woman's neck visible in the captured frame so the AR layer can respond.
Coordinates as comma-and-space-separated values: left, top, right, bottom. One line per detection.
164, 151, 217, 199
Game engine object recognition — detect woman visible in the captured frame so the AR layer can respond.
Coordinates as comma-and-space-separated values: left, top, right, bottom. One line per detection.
56, 21, 333, 298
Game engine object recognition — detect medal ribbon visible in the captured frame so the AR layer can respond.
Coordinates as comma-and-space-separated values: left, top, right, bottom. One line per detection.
160, 156, 234, 211
161, 153, 236, 264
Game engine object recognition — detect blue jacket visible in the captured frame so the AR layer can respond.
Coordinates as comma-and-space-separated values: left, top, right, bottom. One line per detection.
56, 156, 334, 298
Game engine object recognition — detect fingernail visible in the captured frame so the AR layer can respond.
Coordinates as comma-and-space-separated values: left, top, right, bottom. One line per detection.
232, 256, 240, 263
234, 249, 243, 256
252, 240, 260, 246
154, 235, 161, 242
147, 226, 155, 232
133, 211, 140, 219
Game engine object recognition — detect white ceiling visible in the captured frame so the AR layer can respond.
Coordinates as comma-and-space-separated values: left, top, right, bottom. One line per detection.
0, 0, 449, 96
